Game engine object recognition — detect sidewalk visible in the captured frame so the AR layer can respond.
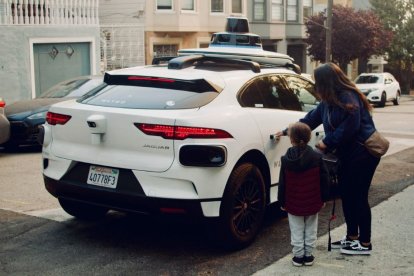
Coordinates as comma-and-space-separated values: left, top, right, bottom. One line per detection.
253, 184, 414, 276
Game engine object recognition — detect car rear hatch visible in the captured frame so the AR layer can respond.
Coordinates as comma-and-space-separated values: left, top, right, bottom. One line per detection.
48, 72, 223, 172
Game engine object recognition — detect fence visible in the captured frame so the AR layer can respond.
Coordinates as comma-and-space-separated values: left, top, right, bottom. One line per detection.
0, 0, 99, 25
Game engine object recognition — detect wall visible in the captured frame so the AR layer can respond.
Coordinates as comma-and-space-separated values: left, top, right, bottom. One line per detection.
99, 0, 146, 25
0, 26, 100, 103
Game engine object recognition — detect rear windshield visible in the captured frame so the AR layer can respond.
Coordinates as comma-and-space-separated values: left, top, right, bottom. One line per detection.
77, 74, 221, 109
355, 75, 382, 84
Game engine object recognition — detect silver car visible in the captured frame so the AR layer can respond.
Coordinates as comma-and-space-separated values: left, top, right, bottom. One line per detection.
0, 98, 10, 144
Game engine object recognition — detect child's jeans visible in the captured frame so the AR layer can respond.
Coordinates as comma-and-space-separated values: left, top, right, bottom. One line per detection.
288, 213, 318, 257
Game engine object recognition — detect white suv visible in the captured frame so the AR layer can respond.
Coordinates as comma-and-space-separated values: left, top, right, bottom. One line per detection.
40, 20, 324, 249
355, 72, 401, 107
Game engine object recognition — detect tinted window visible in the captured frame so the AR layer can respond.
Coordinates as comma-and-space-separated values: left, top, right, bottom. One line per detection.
238, 75, 302, 111
284, 75, 319, 112
238, 78, 266, 108
355, 75, 382, 84
267, 75, 302, 111
79, 82, 219, 110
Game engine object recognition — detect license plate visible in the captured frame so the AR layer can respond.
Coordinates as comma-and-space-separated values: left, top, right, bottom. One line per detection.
87, 165, 119, 189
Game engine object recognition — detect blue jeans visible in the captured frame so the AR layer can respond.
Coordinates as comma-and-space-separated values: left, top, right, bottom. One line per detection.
288, 213, 319, 257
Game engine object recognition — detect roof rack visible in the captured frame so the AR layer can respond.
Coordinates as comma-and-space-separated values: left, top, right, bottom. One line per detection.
168, 55, 261, 73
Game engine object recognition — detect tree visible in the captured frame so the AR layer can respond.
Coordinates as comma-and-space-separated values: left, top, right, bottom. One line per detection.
370, 0, 414, 94
305, 5, 392, 71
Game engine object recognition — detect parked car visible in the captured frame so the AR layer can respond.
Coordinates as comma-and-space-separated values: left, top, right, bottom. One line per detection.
40, 58, 323, 248
2, 75, 104, 149
40, 18, 324, 249
0, 98, 10, 145
354, 72, 401, 107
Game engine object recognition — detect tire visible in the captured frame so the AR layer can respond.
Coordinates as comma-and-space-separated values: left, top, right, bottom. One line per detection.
59, 198, 108, 220
393, 91, 401, 105
378, 92, 386, 107
218, 163, 266, 250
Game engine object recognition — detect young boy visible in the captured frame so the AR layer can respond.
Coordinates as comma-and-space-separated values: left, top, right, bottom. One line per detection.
277, 122, 329, 266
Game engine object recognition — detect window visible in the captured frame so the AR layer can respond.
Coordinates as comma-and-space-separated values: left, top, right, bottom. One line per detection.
253, 0, 265, 21
287, 0, 298, 22
271, 0, 284, 21
211, 0, 224, 13
232, 0, 242, 14
268, 75, 302, 111
303, 0, 312, 19
238, 78, 266, 108
284, 75, 319, 112
153, 44, 178, 57
80, 79, 220, 110
182, 0, 195, 11
239, 75, 302, 111
157, 0, 173, 10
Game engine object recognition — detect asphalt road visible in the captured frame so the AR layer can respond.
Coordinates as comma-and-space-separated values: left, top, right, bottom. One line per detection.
1, 97, 413, 275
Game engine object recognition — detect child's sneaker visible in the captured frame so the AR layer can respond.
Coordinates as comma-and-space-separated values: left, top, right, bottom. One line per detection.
303, 255, 315, 266
340, 240, 372, 255
331, 235, 355, 249
292, 256, 304, 266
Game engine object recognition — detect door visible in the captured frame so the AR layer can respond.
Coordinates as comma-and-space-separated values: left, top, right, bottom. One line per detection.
238, 74, 323, 202
33, 43, 91, 97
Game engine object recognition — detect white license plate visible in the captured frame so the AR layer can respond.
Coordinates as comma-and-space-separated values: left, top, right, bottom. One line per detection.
87, 165, 119, 189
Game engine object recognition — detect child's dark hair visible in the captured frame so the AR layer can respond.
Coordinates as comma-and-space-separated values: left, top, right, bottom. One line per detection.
289, 122, 311, 146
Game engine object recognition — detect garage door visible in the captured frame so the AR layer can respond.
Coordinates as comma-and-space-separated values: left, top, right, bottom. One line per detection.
34, 43, 91, 97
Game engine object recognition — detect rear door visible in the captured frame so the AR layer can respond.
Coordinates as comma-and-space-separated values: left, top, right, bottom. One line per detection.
238, 74, 323, 201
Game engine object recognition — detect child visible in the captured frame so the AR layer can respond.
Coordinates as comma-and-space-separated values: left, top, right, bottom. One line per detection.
277, 122, 329, 266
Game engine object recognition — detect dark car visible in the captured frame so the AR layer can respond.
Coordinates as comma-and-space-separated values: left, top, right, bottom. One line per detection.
2, 75, 103, 149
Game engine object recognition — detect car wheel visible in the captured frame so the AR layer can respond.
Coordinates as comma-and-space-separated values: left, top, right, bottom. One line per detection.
379, 92, 386, 107
218, 163, 266, 249
59, 198, 108, 220
393, 91, 401, 105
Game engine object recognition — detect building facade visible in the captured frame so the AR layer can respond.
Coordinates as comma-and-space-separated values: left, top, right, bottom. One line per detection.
247, 0, 314, 73
143, 0, 247, 65
99, 0, 145, 71
0, 0, 101, 103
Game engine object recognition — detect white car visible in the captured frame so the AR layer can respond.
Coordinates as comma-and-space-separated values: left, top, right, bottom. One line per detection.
40, 32, 324, 249
354, 72, 401, 107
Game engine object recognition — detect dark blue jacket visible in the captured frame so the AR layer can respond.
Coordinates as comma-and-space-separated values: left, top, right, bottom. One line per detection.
300, 90, 376, 159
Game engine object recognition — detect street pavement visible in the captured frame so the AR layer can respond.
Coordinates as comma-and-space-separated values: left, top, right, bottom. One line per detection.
254, 95, 414, 276
254, 185, 414, 276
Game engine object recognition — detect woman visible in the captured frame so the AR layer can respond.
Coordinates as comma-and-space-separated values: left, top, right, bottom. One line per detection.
276, 63, 380, 255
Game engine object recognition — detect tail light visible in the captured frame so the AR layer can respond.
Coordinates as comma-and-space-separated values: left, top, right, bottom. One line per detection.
127, 76, 175, 83
0, 98, 5, 108
135, 123, 233, 140
46, 112, 72, 125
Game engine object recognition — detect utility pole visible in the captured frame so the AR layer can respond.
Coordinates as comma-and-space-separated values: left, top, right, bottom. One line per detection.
325, 0, 333, 62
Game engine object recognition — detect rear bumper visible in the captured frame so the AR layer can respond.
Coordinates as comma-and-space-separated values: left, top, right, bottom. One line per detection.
44, 175, 211, 217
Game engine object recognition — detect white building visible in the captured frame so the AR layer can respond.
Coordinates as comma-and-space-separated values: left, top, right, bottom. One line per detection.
0, 0, 101, 103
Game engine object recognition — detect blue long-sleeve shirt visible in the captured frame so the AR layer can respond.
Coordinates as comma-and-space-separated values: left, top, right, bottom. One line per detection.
300, 90, 376, 158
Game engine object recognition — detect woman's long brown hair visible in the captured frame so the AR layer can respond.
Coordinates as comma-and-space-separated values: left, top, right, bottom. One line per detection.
313, 63, 372, 112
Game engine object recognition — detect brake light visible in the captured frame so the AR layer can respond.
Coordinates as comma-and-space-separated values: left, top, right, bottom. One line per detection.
135, 123, 233, 140
0, 98, 5, 108
127, 76, 175, 83
46, 112, 72, 125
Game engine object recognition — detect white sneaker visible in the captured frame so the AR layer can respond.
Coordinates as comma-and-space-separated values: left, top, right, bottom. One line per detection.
340, 240, 372, 255
331, 235, 355, 249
